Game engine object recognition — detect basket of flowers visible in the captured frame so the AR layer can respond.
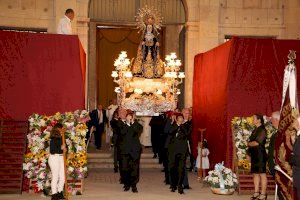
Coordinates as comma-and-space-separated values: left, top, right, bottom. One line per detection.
204, 162, 238, 195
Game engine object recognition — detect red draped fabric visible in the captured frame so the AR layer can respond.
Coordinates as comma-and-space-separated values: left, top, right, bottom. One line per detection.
193, 37, 300, 168
192, 39, 234, 166
0, 31, 86, 120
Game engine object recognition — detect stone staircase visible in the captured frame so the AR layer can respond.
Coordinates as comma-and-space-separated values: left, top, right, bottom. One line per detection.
237, 173, 275, 195
88, 152, 162, 169
0, 120, 28, 194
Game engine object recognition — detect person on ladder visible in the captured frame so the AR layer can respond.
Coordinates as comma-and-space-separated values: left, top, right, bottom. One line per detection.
48, 123, 67, 200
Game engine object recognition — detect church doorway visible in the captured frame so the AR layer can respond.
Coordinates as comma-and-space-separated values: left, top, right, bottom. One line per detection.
88, 0, 186, 110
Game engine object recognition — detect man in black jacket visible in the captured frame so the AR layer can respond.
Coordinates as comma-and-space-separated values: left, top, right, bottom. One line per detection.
167, 114, 190, 194
90, 104, 107, 150
117, 110, 143, 193
149, 114, 165, 159
162, 112, 176, 185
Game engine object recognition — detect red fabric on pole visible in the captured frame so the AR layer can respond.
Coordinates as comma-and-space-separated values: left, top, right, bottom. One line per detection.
0, 31, 86, 120
193, 37, 300, 168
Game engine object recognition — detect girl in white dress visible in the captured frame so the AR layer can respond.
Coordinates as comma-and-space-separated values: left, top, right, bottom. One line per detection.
196, 139, 210, 177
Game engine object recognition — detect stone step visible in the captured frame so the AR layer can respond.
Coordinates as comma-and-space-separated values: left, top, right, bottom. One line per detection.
88, 163, 162, 169
88, 153, 156, 159
88, 153, 112, 159
88, 158, 159, 164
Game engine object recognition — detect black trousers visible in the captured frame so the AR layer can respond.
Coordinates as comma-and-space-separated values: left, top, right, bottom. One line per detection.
119, 154, 140, 188
94, 124, 104, 148
169, 153, 186, 188
151, 129, 160, 155
162, 148, 169, 184
113, 146, 118, 169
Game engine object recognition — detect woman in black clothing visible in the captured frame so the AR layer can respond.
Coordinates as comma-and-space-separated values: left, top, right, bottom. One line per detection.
247, 114, 268, 200
48, 123, 66, 200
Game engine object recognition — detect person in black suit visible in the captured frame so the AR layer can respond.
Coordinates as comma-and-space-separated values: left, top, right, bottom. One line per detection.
149, 114, 165, 159
117, 109, 143, 193
167, 114, 190, 194
162, 112, 176, 185
181, 108, 193, 190
90, 104, 107, 150
110, 109, 119, 173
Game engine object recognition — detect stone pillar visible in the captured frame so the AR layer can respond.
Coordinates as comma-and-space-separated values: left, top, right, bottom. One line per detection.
76, 0, 90, 53
284, 0, 300, 39
87, 21, 97, 111
165, 25, 183, 55
184, 0, 220, 108
184, 21, 199, 108
198, 0, 220, 52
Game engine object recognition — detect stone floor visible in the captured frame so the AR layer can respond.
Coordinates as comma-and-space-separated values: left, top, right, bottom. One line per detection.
0, 168, 274, 200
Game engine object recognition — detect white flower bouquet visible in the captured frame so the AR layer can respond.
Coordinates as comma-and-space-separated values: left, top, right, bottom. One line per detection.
204, 162, 238, 194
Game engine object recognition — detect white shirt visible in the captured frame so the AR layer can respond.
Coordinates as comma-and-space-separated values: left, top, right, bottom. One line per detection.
98, 109, 103, 124
57, 15, 72, 35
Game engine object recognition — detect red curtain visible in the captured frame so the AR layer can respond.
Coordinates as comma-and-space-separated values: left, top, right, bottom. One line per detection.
0, 31, 86, 121
192, 40, 233, 167
193, 37, 300, 168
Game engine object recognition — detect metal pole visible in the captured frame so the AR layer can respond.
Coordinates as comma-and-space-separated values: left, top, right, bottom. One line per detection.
275, 184, 278, 200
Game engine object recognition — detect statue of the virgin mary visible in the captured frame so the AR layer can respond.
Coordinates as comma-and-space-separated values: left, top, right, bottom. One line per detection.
132, 6, 165, 79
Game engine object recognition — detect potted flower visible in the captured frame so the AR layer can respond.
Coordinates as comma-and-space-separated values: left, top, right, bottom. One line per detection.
204, 162, 238, 195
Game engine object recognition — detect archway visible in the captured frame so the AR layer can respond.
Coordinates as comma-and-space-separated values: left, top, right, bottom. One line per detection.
87, 0, 187, 109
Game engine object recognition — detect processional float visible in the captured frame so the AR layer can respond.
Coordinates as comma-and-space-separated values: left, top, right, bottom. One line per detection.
111, 6, 185, 116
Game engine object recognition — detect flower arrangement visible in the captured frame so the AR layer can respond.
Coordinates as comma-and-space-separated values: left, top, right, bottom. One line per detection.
232, 116, 277, 171
204, 162, 238, 194
23, 110, 90, 193
238, 159, 251, 171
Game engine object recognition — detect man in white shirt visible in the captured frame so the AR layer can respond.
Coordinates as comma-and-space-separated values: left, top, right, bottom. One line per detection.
90, 104, 107, 150
57, 8, 74, 35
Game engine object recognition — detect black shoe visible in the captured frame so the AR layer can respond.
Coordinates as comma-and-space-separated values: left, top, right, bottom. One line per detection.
183, 185, 192, 189
153, 154, 157, 158
170, 186, 177, 192
251, 192, 260, 200
124, 186, 130, 191
132, 187, 138, 193
258, 194, 267, 200
51, 193, 59, 200
57, 191, 65, 199
178, 187, 184, 194
114, 167, 118, 173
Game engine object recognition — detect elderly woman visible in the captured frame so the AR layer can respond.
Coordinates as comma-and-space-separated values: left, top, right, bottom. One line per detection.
247, 114, 268, 200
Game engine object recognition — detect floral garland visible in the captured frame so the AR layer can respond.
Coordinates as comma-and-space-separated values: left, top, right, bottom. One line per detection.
204, 163, 238, 189
23, 110, 90, 193
231, 116, 277, 171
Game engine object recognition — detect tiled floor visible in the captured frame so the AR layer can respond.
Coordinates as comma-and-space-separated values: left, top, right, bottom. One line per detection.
0, 168, 274, 200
